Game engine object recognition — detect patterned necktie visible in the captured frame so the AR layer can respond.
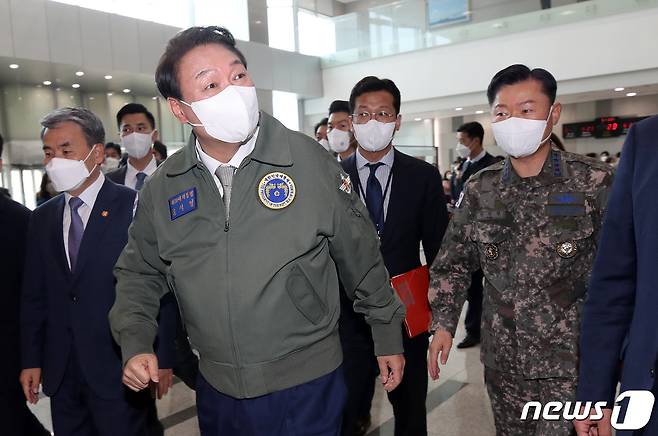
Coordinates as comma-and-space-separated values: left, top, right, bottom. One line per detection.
216, 166, 236, 219
365, 162, 385, 233
68, 197, 85, 271
135, 172, 147, 191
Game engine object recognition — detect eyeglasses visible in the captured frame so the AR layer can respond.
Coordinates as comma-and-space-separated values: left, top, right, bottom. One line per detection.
351, 111, 398, 124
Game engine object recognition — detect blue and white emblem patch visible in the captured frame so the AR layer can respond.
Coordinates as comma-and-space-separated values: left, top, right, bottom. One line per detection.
258, 172, 296, 210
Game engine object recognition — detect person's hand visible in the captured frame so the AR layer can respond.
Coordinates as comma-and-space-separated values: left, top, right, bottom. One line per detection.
156, 368, 174, 399
574, 407, 613, 436
377, 354, 405, 392
20, 368, 42, 404
428, 330, 453, 381
123, 353, 159, 392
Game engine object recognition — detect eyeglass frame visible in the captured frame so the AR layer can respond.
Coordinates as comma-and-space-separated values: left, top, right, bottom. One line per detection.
350, 111, 401, 125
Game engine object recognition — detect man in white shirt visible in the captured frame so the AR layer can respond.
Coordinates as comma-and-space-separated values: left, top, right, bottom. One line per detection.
107, 103, 159, 191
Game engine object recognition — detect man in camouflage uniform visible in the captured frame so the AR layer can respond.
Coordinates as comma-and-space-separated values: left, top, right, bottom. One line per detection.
427, 64, 614, 436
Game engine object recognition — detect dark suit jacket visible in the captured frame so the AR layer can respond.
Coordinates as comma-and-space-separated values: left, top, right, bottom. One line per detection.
106, 165, 128, 185
451, 152, 501, 200
577, 116, 658, 413
20, 179, 176, 399
340, 149, 449, 340
0, 195, 31, 386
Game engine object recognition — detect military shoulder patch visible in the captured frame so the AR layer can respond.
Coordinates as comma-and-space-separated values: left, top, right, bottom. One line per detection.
169, 187, 197, 220
339, 173, 352, 195
258, 172, 296, 210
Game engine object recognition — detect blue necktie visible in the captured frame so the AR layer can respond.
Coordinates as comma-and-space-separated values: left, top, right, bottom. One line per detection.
68, 197, 84, 271
135, 172, 147, 191
365, 162, 385, 234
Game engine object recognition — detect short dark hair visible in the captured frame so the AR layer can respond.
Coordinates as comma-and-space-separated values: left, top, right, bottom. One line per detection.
155, 26, 248, 101
328, 100, 350, 116
116, 103, 156, 130
349, 76, 401, 115
457, 121, 484, 143
0, 132, 3, 158
487, 64, 557, 106
41, 107, 105, 148
153, 140, 168, 159
105, 142, 121, 156
314, 118, 328, 134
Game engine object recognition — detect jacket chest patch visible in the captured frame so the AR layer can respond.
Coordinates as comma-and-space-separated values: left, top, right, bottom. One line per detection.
258, 172, 296, 210
169, 187, 198, 220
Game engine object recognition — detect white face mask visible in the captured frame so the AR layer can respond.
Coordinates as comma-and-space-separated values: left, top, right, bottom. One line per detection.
121, 132, 153, 159
456, 142, 471, 159
46, 146, 98, 193
101, 156, 121, 173
491, 106, 554, 158
327, 128, 351, 153
353, 120, 396, 152
318, 138, 330, 151
181, 85, 259, 143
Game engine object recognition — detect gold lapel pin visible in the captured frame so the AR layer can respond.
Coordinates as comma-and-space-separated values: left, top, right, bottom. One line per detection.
101, 210, 109, 217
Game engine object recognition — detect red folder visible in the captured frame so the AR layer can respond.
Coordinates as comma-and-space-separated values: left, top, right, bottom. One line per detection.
390, 265, 431, 338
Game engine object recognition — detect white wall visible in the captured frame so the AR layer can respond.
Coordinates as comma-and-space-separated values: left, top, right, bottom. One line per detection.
305, 6, 658, 120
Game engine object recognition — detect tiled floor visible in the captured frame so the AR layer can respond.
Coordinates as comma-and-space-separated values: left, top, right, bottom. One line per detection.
30, 308, 496, 435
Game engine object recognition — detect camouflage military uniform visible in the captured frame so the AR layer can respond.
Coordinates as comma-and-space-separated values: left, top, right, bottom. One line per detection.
429, 147, 614, 436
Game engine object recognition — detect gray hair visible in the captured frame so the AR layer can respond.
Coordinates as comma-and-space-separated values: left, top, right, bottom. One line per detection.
40, 107, 105, 147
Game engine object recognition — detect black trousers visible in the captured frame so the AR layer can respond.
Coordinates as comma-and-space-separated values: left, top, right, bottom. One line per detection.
464, 269, 484, 339
387, 331, 429, 436
340, 342, 378, 435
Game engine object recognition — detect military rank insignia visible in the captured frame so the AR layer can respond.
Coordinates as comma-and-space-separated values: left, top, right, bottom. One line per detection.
169, 187, 197, 220
339, 173, 352, 195
484, 243, 499, 260
258, 172, 296, 210
556, 241, 577, 259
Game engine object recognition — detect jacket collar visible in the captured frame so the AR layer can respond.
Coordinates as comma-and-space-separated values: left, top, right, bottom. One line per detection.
166, 111, 293, 177
500, 146, 571, 188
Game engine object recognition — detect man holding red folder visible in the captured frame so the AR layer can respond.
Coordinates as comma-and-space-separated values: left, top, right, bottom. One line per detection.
341, 76, 449, 436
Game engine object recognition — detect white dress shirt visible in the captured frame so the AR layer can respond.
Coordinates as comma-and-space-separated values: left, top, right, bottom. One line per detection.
355, 146, 395, 219
195, 127, 259, 197
125, 156, 158, 190
63, 172, 105, 268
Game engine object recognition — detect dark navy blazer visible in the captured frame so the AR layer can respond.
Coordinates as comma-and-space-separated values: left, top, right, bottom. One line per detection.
578, 116, 658, 411
20, 178, 176, 399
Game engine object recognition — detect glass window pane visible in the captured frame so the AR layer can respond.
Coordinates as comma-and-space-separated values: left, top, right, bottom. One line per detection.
272, 91, 299, 131
297, 9, 336, 56
22, 169, 36, 210
267, 0, 296, 52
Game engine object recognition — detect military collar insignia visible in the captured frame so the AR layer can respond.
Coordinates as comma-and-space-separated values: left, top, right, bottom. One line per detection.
258, 172, 296, 210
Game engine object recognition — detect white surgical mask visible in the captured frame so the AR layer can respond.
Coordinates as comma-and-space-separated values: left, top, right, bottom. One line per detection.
46, 146, 98, 193
318, 138, 330, 151
327, 128, 351, 153
181, 85, 259, 143
456, 142, 471, 159
491, 106, 554, 158
122, 132, 153, 159
101, 156, 121, 173
353, 120, 396, 152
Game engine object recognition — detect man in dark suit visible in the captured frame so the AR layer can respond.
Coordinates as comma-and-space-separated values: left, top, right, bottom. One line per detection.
106, 103, 159, 190
342, 76, 449, 436
19, 107, 176, 436
0, 136, 50, 435
575, 115, 658, 436
451, 122, 502, 349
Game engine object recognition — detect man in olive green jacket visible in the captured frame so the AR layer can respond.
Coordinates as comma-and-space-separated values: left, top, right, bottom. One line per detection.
108, 26, 405, 435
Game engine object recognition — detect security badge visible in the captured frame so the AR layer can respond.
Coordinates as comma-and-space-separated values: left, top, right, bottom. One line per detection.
556, 241, 578, 259
484, 243, 499, 260
258, 172, 296, 210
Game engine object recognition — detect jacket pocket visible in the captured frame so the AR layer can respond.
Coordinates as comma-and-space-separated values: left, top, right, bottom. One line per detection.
471, 222, 512, 292
286, 263, 327, 325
